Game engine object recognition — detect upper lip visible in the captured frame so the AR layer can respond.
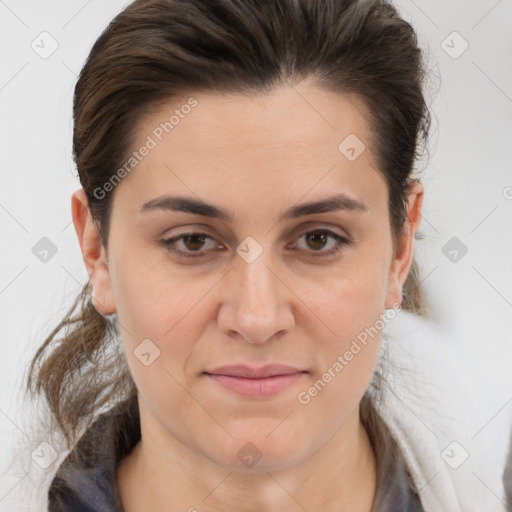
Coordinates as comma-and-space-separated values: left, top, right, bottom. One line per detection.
205, 364, 305, 378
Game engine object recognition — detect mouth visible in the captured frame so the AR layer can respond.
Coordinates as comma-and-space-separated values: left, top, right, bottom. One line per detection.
203, 364, 307, 398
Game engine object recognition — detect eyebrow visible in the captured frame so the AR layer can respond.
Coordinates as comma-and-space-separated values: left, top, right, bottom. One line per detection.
139, 193, 368, 222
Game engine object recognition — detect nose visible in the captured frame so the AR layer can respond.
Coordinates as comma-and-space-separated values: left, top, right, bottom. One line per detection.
218, 249, 295, 344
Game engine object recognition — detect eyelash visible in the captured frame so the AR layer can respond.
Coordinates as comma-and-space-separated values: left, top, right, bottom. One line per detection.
161, 229, 350, 260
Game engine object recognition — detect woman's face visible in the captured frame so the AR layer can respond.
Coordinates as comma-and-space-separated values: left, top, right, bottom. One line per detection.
75, 82, 422, 472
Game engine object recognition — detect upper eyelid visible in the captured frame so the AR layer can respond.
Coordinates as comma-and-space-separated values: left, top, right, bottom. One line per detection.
164, 221, 350, 241
164, 226, 347, 242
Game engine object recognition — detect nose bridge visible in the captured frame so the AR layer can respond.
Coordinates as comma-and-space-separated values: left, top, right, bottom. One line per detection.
222, 243, 293, 343
238, 250, 277, 312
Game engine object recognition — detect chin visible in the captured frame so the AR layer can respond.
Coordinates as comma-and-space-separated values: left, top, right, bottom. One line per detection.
208, 433, 311, 474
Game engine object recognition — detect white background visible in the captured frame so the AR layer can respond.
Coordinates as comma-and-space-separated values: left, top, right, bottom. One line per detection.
1, 0, 511, 508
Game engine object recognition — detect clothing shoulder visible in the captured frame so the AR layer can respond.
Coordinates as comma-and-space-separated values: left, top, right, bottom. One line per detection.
380, 310, 510, 512
48, 397, 140, 512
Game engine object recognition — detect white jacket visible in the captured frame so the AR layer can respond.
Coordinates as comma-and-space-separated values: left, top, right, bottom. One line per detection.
379, 310, 511, 512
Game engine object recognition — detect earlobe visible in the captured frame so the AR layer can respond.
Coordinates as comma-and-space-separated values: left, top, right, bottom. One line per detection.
71, 189, 117, 315
384, 181, 424, 310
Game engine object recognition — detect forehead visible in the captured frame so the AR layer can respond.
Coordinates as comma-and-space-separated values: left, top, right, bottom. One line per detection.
114, 83, 387, 217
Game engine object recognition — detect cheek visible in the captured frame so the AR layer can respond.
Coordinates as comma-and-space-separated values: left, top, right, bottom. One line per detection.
111, 265, 206, 427
110, 242, 216, 337
295, 253, 389, 397
292, 278, 385, 441
109, 252, 220, 391
298, 247, 390, 343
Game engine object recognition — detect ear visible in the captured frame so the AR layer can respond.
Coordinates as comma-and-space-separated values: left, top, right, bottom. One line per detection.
71, 189, 116, 315
384, 180, 424, 309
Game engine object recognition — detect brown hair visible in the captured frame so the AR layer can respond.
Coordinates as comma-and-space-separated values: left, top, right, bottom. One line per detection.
27, 0, 431, 450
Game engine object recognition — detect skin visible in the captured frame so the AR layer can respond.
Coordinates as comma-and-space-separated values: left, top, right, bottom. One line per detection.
72, 82, 423, 511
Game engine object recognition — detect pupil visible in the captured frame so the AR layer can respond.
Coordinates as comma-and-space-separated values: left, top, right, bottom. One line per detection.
185, 235, 206, 250
307, 232, 326, 250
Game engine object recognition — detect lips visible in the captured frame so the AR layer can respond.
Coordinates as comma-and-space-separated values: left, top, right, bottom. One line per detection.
205, 364, 305, 379
204, 364, 307, 398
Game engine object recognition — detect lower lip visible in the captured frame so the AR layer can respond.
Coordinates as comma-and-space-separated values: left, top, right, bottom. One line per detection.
205, 372, 305, 398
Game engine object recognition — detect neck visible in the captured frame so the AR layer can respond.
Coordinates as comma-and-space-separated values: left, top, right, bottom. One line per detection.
118, 398, 377, 512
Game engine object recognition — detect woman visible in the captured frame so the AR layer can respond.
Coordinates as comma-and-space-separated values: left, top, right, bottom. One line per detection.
26, 0, 493, 510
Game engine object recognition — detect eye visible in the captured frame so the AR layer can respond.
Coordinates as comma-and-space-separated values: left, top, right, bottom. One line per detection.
161, 232, 222, 259
161, 228, 350, 260
289, 229, 350, 257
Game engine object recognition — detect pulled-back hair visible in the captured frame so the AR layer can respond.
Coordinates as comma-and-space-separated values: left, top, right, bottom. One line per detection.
27, 0, 431, 449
